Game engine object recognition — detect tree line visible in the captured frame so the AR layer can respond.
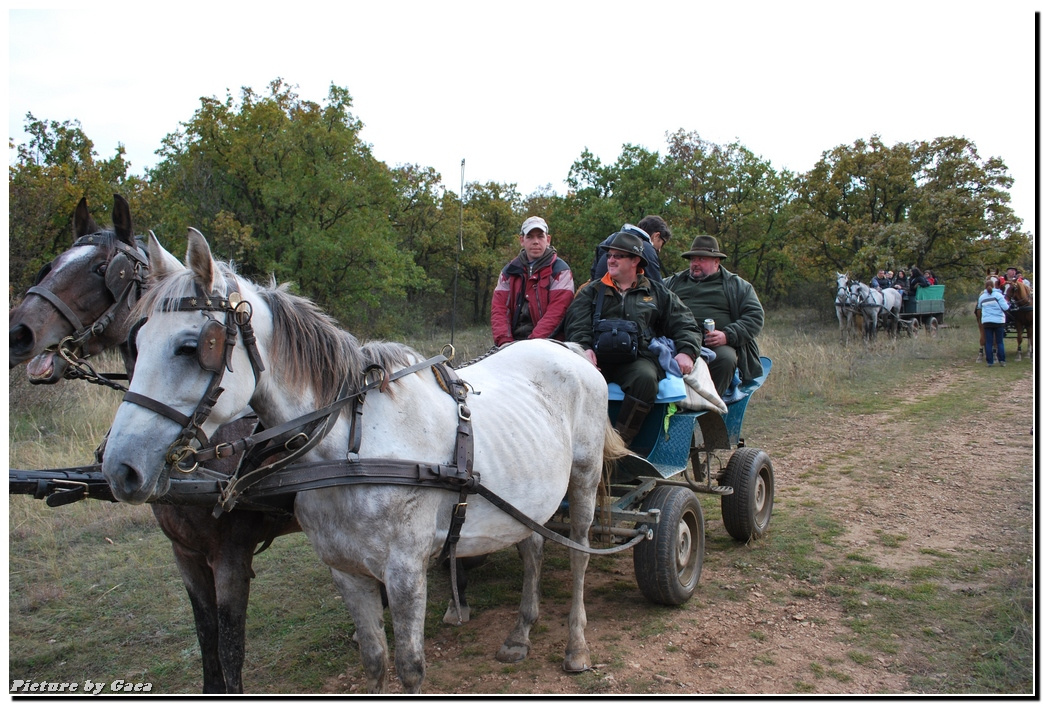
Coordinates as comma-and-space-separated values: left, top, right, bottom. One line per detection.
9, 79, 1031, 339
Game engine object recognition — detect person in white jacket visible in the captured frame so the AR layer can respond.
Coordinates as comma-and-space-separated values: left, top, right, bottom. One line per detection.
977, 277, 1010, 367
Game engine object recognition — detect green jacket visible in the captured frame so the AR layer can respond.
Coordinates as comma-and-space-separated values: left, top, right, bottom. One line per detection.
664, 266, 764, 382
565, 274, 701, 372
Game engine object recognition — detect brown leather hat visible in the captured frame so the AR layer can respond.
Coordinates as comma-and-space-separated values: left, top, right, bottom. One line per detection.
681, 235, 727, 260
605, 231, 647, 268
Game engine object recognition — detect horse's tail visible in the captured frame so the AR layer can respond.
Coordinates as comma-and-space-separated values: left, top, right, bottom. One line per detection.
602, 415, 629, 466
599, 416, 629, 521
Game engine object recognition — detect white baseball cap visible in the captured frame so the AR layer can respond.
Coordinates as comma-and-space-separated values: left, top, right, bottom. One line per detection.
520, 216, 549, 236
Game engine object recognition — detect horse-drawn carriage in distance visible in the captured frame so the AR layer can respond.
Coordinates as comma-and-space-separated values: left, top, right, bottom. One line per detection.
835, 273, 945, 341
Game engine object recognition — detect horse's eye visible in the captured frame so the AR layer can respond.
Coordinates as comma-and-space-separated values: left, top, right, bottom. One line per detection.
175, 342, 198, 358
95, 263, 108, 276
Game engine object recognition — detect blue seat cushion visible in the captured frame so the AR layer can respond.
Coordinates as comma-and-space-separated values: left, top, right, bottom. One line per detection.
607, 374, 687, 403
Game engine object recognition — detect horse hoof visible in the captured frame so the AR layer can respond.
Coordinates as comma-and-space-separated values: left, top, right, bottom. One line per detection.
495, 638, 530, 663
975, 352, 983, 363
442, 605, 470, 626
563, 648, 592, 673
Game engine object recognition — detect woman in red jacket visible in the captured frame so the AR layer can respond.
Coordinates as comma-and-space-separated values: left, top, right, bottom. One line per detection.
491, 216, 575, 347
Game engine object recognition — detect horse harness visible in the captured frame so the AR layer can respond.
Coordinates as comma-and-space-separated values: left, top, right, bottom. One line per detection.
121, 288, 645, 580
26, 231, 150, 390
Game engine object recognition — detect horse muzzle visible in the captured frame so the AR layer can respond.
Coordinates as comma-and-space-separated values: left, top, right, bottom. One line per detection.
103, 458, 171, 505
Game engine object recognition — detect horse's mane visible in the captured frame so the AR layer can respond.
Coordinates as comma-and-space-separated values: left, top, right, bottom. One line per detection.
135, 262, 362, 407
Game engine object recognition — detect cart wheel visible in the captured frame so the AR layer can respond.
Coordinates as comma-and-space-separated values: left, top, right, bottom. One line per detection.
909, 318, 921, 338
928, 317, 939, 336
633, 486, 704, 605
721, 448, 775, 542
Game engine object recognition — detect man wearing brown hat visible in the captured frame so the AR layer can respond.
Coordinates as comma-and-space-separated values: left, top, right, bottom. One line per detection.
665, 235, 764, 398
565, 229, 700, 446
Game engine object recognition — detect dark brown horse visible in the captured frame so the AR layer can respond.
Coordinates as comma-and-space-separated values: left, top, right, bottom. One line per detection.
10, 195, 143, 380
1005, 279, 1033, 361
8, 196, 297, 693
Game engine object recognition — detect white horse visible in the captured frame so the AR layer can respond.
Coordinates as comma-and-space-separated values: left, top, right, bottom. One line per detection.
848, 280, 885, 341
835, 273, 857, 345
876, 287, 903, 336
101, 229, 627, 693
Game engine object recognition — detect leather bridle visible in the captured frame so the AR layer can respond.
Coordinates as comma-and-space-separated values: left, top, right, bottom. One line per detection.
25, 231, 150, 384
122, 279, 266, 485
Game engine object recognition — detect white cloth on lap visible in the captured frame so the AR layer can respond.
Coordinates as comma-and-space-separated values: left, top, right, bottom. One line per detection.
676, 357, 727, 415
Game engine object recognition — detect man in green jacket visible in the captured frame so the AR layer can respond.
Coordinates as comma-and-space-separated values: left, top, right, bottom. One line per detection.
565, 230, 700, 445
665, 235, 764, 397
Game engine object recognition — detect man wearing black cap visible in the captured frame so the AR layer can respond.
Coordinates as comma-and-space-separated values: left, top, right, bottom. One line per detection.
565, 229, 700, 446
665, 235, 764, 398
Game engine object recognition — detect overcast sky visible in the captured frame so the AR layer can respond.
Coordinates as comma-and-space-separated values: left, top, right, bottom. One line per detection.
7, 2, 1041, 239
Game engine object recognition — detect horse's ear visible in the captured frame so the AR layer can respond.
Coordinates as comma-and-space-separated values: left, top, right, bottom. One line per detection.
73, 197, 100, 239
112, 194, 135, 247
185, 227, 219, 294
148, 231, 183, 280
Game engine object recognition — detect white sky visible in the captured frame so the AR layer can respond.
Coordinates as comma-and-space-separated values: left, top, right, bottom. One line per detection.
6, 2, 1041, 238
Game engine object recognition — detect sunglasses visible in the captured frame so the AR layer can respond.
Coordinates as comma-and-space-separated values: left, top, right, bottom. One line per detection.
607, 252, 636, 260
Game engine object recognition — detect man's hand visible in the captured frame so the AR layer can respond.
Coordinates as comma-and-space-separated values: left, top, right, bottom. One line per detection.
675, 352, 695, 375
703, 329, 727, 348
584, 348, 599, 367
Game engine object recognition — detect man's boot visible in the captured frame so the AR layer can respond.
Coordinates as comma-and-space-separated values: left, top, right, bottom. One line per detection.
615, 394, 653, 447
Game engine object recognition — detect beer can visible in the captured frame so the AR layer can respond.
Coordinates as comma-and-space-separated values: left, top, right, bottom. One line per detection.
704, 318, 715, 333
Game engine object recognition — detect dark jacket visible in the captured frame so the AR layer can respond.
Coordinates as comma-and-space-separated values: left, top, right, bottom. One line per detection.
491, 252, 574, 346
664, 266, 764, 381
908, 274, 930, 295
565, 273, 700, 374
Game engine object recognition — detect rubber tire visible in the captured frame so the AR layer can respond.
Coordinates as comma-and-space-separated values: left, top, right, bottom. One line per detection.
928, 317, 939, 336
721, 447, 775, 542
633, 486, 704, 605
909, 318, 921, 338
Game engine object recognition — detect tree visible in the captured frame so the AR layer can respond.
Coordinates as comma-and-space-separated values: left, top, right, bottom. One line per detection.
791, 134, 1028, 284
458, 182, 521, 325
907, 136, 1027, 277
147, 79, 421, 334
667, 130, 796, 299
8, 113, 143, 299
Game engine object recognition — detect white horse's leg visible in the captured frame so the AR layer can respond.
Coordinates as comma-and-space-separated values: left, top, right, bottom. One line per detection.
384, 561, 429, 693
495, 533, 544, 663
562, 476, 596, 673
330, 569, 389, 694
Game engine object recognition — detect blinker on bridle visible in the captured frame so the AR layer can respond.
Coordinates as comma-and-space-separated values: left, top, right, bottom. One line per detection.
25, 232, 150, 372
122, 279, 265, 477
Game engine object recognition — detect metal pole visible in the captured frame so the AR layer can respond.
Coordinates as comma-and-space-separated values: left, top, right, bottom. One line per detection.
451, 159, 465, 345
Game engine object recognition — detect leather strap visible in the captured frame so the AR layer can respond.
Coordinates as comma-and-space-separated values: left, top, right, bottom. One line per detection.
26, 286, 84, 331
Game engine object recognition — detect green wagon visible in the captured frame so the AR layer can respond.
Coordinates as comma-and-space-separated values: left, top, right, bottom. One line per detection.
898, 284, 945, 335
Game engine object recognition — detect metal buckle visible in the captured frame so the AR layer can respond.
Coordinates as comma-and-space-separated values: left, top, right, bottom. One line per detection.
284, 433, 309, 452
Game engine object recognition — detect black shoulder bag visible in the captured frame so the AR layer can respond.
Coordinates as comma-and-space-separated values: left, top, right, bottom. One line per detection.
592, 284, 640, 365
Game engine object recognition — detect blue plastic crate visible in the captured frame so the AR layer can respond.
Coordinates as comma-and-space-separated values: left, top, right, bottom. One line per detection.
645, 411, 699, 478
